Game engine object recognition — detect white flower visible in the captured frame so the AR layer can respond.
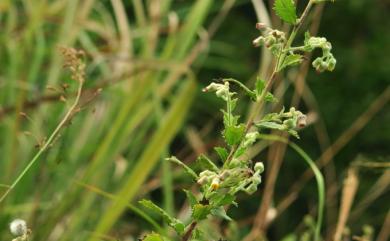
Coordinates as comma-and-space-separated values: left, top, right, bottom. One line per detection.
9, 219, 27, 236
202, 82, 231, 101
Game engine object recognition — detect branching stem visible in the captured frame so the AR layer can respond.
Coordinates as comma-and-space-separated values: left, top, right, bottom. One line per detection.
0, 80, 84, 203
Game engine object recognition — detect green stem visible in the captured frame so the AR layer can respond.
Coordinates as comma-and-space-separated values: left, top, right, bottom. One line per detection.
0, 80, 84, 203
258, 134, 324, 241
223, 78, 256, 100
277, 0, 314, 70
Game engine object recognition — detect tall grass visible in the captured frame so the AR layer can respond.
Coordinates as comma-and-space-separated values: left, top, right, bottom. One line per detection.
0, 0, 219, 239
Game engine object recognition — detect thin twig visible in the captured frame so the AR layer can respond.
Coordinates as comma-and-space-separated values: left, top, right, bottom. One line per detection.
0, 49, 86, 203
333, 167, 359, 241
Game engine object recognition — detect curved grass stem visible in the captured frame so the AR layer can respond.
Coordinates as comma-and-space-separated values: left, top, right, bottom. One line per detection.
0, 66, 84, 204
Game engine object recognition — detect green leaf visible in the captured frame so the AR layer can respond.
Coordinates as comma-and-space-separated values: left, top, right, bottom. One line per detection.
183, 189, 198, 207
196, 154, 219, 172
255, 78, 265, 96
214, 147, 228, 162
192, 203, 211, 221
224, 124, 245, 146
139, 200, 185, 234
279, 54, 303, 71
142, 233, 166, 241
256, 121, 285, 131
264, 92, 278, 103
211, 206, 232, 221
273, 0, 297, 24
210, 193, 236, 206
168, 156, 198, 180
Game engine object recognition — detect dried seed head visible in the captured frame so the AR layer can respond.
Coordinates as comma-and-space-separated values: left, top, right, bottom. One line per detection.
10, 219, 27, 236
59, 46, 86, 83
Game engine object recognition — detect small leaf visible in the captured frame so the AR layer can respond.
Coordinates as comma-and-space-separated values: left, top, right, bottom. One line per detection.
192, 203, 211, 221
183, 189, 198, 207
264, 92, 278, 103
273, 0, 297, 24
214, 147, 228, 162
224, 124, 245, 146
211, 206, 232, 221
168, 156, 198, 180
279, 54, 303, 71
288, 129, 300, 139
197, 154, 219, 172
255, 78, 265, 96
139, 200, 185, 235
142, 233, 165, 241
211, 193, 236, 206
256, 121, 285, 131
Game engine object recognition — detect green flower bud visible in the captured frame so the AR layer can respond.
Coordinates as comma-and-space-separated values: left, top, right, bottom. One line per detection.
283, 119, 296, 129
253, 36, 265, 47
254, 162, 264, 173
265, 36, 276, 47
245, 184, 258, 194
327, 57, 336, 71
251, 174, 262, 185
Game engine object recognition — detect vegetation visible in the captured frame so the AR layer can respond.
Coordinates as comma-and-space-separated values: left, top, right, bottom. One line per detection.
0, 0, 388, 241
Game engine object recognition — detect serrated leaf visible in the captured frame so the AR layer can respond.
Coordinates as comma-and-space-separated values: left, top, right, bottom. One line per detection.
224, 124, 245, 146
211, 193, 236, 206
139, 200, 185, 234
211, 206, 232, 221
273, 0, 297, 24
196, 154, 219, 172
183, 189, 198, 207
255, 78, 265, 96
192, 203, 211, 221
168, 156, 198, 180
214, 147, 228, 162
279, 54, 303, 71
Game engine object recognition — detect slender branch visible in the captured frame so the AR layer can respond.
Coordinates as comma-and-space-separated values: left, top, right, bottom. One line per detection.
0, 50, 85, 203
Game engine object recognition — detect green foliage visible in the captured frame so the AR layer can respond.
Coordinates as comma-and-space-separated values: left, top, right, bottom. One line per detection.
192, 204, 211, 221
139, 0, 335, 240
0, 0, 350, 240
142, 233, 167, 241
273, 0, 298, 24
223, 124, 246, 146
279, 54, 303, 71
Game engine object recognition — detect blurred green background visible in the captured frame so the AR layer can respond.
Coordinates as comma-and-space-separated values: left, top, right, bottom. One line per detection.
0, 0, 388, 241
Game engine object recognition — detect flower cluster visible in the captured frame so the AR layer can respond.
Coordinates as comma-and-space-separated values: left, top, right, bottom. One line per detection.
197, 160, 264, 197
256, 107, 307, 138
304, 34, 336, 72
253, 23, 286, 55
